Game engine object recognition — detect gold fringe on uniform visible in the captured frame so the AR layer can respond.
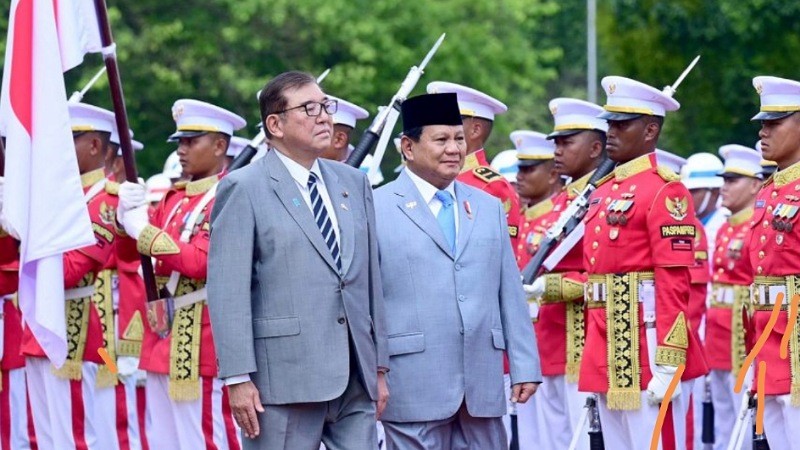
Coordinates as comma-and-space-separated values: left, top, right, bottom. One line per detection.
168, 276, 206, 401
605, 273, 641, 410
731, 285, 750, 376
566, 301, 585, 383
52, 291, 92, 380
92, 269, 118, 388
789, 276, 800, 406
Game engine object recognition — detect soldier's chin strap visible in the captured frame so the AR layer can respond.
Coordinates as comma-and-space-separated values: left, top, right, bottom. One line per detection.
697, 190, 712, 216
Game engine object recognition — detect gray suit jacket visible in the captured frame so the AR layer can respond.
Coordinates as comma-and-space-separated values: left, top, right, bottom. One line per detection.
207, 149, 388, 405
374, 170, 541, 422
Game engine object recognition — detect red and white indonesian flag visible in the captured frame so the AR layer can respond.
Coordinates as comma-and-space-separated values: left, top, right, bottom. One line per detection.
0, 0, 101, 366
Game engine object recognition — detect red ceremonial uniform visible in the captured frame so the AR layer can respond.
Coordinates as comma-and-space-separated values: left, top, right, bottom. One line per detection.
531, 173, 594, 379
516, 198, 555, 270
21, 168, 117, 373
459, 149, 521, 249
1, 259, 23, 372
579, 154, 705, 407
705, 208, 754, 372
133, 174, 221, 397
748, 164, 800, 397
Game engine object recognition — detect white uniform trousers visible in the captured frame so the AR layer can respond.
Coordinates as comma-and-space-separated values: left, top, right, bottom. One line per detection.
598, 386, 691, 450
25, 357, 99, 450
94, 375, 144, 450
761, 394, 800, 450
145, 372, 240, 450
0, 368, 36, 450
707, 370, 751, 450
533, 375, 588, 450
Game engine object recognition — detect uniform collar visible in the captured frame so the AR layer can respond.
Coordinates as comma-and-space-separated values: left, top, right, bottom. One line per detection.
460, 148, 488, 173
613, 153, 655, 182
565, 171, 593, 198
773, 160, 800, 188
185, 174, 221, 197
80, 168, 106, 189
728, 207, 754, 227
525, 197, 554, 220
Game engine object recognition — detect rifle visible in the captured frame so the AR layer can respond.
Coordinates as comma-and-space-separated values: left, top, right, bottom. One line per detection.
520, 55, 701, 284
68, 66, 107, 103
345, 33, 446, 169
228, 68, 332, 171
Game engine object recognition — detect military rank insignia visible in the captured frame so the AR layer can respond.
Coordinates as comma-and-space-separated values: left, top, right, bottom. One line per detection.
772, 203, 799, 232
727, 239, 744, 261
665, 196, 689, 221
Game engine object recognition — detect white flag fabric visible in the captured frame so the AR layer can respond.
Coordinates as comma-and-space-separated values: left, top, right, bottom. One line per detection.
55, 0, 102, 71
0, 0, 98, 366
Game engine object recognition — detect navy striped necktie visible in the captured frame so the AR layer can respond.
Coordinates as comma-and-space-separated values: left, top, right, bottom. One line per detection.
307, 172, 342, 271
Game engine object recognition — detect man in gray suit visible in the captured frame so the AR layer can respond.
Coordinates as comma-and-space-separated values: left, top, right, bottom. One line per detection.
206, 71, 389, 450
374, 92, 542, 449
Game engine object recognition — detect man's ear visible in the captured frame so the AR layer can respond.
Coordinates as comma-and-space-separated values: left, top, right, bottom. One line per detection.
644, 121, 661, 143
401, 136, 415, 161
333, 130, 348, 149
266, 115, 284, 139
213, 135, 228, 158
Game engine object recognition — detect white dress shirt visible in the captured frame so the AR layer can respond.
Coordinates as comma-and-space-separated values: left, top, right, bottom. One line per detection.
405, 167, 459, 237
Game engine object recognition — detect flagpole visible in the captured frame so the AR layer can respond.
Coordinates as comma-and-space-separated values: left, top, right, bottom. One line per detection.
92, 0, 158, 302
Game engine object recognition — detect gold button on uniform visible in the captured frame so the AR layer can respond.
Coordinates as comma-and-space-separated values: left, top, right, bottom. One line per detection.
715, 258, 721, 264
760, 235, 767, 244
758, 251, 765, 259
757, 266, 763, 274
772, 192, 778, 199
590, 257, 596, 265
595, 226, 601, 234
592, 241, 599, 250
763, 220, 769, 228
767, 206, 773, 213
599, 212, 606, 219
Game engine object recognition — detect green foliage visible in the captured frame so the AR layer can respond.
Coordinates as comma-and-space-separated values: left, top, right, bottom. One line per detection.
2, 0, 799, 178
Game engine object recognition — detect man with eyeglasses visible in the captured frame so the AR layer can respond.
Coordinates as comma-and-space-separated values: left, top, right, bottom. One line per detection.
207, 71, 389, 450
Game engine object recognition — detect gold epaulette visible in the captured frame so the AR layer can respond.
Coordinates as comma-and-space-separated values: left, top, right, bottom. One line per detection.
105, 181, 120, 196
174, 180, 189, 190
473, 166, 502, 183
762, 174, 774, 187
656, 166, 681, 182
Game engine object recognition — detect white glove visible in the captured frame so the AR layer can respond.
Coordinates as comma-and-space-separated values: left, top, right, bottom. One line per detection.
523, 277, 546, 301
122, 204, 149, 240
117, 356, 139, 379
646, 364, 681, 405
118, 180, 146, 211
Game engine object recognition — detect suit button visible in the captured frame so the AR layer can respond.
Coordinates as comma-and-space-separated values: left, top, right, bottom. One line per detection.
458, 295, 465, 302
337, 317, 345, 324
459, 327, 464, 335
455, 264, 462, 270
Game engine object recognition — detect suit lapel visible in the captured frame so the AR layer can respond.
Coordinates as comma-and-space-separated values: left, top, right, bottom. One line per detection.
265, 150, 339, 273
393, 171, 453, 258
320, 162, 354, 275
454, 182, 476, 259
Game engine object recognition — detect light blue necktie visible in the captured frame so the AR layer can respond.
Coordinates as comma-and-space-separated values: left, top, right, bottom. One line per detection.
435, 190, 456, 252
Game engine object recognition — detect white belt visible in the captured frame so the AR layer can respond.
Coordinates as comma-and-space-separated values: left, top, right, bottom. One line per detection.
65, 286, 96, 301
752, 284, 786, 306
713, 286, 735, 305
586, 278, 657, 325
172, 287, 207, 310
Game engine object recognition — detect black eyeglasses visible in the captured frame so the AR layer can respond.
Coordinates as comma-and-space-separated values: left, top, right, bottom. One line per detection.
274, 99, 338, 117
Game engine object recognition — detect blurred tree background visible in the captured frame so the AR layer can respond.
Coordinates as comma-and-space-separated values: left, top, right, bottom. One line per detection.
1, 0, 799, 180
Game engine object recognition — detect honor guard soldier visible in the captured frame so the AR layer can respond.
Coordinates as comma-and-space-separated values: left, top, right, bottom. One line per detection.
489, 149, 520, 186
117, 99, 245, 450
22, 103, 120, 450
581, 76, 706, 449
513, 131, 559, 270
523, 98, 608, 450
747, 76, 800, 450
322, 96, 369, 162
658, 149, 711, 450
225, 136, 251, 166
704, 144, 762, 450
427, 81, 522, 249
